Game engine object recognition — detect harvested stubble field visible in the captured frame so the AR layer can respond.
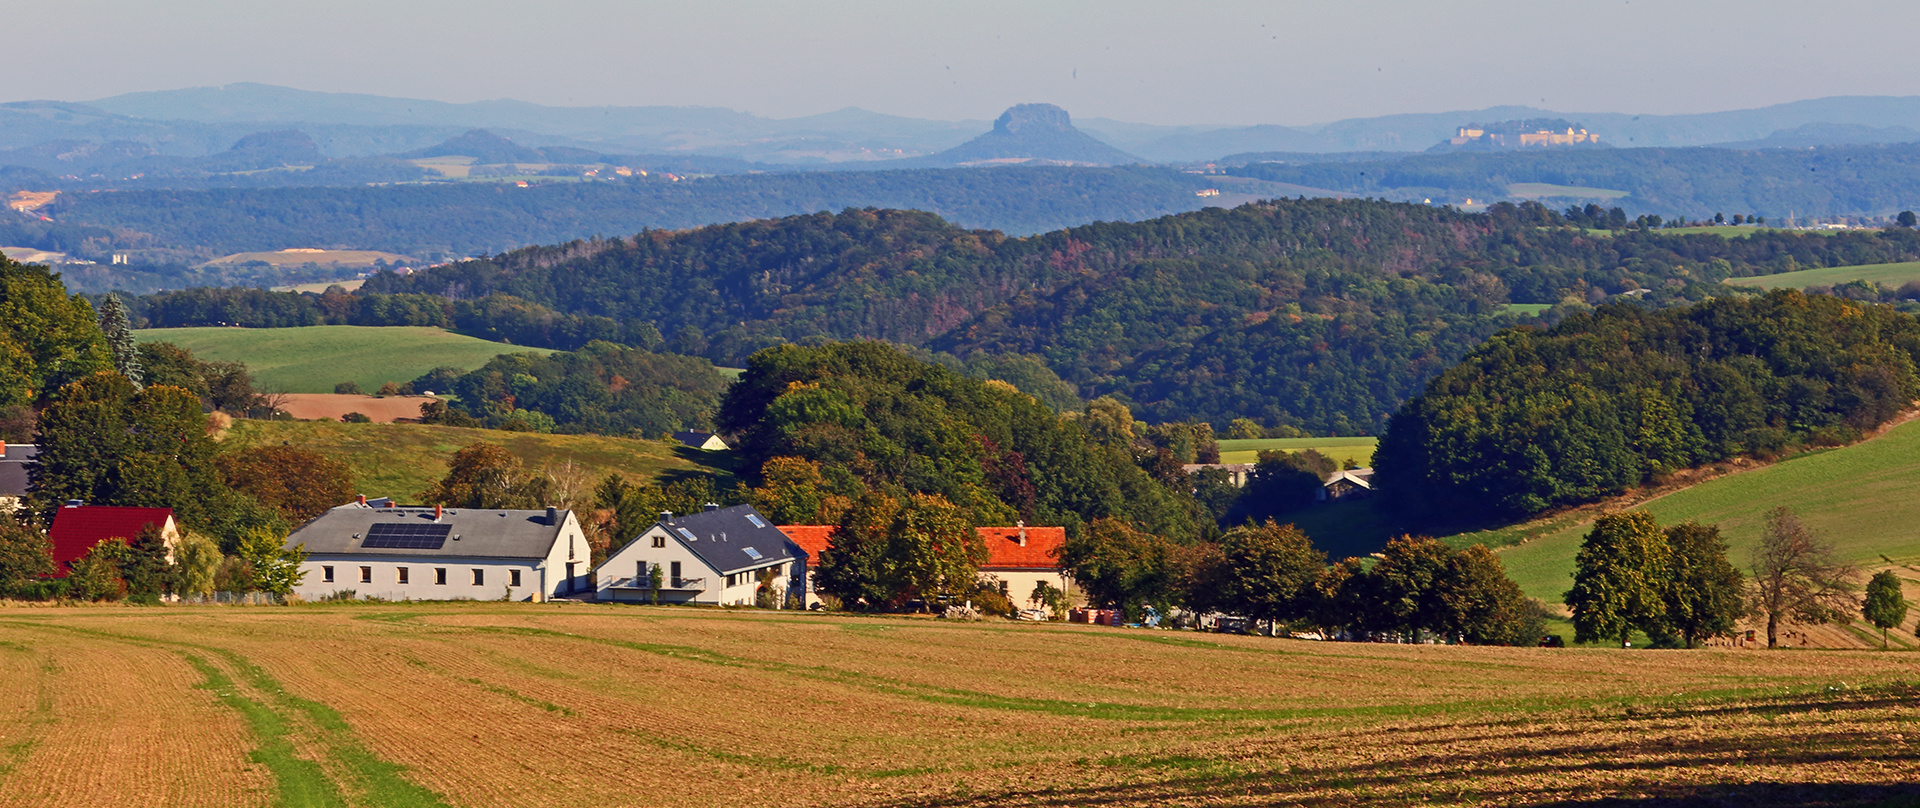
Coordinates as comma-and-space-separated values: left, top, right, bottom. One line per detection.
2, 606, 1919, 807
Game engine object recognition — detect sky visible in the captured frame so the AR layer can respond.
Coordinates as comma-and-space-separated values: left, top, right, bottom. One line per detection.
12, 0, 1920, 126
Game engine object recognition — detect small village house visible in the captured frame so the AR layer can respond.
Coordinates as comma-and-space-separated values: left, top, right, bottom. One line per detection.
1317, 468, 1374, 502
595, 504, 801, 605
284, 497, 590, 601
780, 522, 1071, 609
48, 504, 179, 573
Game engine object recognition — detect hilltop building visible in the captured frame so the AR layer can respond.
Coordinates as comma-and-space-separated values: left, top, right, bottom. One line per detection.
1447, 120, 1600, 148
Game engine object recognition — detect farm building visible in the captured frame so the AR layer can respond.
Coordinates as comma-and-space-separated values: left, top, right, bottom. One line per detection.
1317, 468, 1374, 501
780, 522, 1071, 609
48, 504, 179, 573
595, 504, 802, 606
284, 498, 590, 601
672, 431, 729, 451
0, 443, 36, 510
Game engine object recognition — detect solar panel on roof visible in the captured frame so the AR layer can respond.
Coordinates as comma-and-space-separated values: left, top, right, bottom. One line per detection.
361, 522, 452, 550
745, 514, 766, 528
677, 527, 697, 542
742, 546, 762, 560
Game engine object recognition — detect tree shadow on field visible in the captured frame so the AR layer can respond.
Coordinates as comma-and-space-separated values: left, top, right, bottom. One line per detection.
871, 689, 1920, 808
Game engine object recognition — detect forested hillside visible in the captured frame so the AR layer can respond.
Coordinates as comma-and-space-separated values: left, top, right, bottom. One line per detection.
38, 166, 1224, 258
1377, 291, 1920, 522
109, 198, 1920, 433
1233, 143, 1920, 218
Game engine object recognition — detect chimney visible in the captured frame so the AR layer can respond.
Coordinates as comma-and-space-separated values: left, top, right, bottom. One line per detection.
385, 500, 395, 508
356, 495, 367, 507
434, 504, 443, 521
703, 502, 720, 512
547, 506, 559, 526
1017, 520, 1027, 547
659, 510, 673, 523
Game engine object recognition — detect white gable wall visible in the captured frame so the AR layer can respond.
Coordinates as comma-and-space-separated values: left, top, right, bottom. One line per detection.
292, 511, 589, 602
595, 523, 793, 606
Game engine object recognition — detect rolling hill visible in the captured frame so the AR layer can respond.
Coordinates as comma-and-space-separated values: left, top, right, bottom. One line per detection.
220, 419, 730, 502
134, 325, 553, 393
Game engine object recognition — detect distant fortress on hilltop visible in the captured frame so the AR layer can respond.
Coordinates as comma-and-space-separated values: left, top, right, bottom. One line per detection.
1445, 119, 1600, 148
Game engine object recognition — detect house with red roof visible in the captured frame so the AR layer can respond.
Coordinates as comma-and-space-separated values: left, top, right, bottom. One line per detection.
779, 522, 1071, 610
48, 505, 179, 574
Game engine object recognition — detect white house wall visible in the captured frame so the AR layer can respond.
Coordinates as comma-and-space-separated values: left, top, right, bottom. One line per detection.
296, 555, 547, 602
596, 524, 796, 605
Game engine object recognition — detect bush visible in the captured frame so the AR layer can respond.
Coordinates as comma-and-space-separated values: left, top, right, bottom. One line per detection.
340, 412, 372, 423
333, 381, 364, 395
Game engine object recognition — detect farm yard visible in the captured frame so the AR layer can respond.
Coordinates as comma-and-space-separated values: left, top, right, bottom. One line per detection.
0, 605, 1917, 807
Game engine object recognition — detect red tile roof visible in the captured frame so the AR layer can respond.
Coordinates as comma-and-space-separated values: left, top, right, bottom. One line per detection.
777, 524, 1064, 570
779, 525, 835, 562
48, 506, 175, 571
979, 526, 1065, 570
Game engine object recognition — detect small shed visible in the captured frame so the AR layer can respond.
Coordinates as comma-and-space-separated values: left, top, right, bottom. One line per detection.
672, 431, 729, 451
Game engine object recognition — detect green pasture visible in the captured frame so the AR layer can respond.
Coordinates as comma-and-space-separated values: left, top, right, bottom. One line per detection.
1505, 182, 1628, 199
1488, 417, 1920, 604
223, 419, 729, 501
1216, 436, 1377, 467
1723, 260, 1920, 291
1505, 303, 1553, 315
135, 325, 554, 394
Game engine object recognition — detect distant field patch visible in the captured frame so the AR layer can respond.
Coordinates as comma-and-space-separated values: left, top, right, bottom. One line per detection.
224, 419, 722, 499
270, 278, 366, 293
201, 248, 413, 268
1505, 303, 1553, 315
275, 393, 438, 424
1724, 260, 1920, 290
1506, 182, 1628, 199
135, 325, 553, 394
1217, 436, 1377, 467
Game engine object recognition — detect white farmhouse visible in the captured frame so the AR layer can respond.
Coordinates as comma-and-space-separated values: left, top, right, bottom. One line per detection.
595, 504, 801, 606
285, 499, 591, 602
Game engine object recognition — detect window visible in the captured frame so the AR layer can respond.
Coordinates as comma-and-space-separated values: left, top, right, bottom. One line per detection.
397, 567, 409, 585
636, 560, 648, 581
359, 566, 372, 584
435, 568, 447, 585
322, 565, 334, 583
472, 569, 485, 586
670, 561, 682, 587
651, 533, 666, 548
509, 569, 521, 587
745, 513, 766, 528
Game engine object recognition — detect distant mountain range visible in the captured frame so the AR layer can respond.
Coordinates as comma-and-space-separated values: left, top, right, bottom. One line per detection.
13, 83, 1920, 166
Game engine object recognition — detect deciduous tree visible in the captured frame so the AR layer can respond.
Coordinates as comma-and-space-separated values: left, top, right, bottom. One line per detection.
1215, 520, 1325, 632
217, 445, 356, 524
1661, 522, 1746, 648
1749, 507, 1859, 648
1566, 512, 1670, 647
417, 442, 551, 509
0, 517, 55, 594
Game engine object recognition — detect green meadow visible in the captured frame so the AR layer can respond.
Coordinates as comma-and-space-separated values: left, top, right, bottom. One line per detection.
135, 325, 554, 393
1216, 436, 1377, 467
1723, 260, 1920, 291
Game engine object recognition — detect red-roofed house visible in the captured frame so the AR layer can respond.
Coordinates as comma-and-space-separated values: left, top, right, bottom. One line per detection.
779, 523, 1071, 609
48, 505, 178, 574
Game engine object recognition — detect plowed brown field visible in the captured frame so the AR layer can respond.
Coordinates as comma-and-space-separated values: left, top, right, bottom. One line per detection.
1, 604, 1916, 807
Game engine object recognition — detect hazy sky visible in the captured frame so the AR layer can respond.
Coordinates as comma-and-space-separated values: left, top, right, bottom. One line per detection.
13, 0, 1920, 126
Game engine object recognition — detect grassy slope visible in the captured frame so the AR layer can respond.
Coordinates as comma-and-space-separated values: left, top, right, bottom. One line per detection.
1724, 259, 1920, 290
1492, 417, 1920, 604
1217, 436, 1377, 467
135, 325, 554, 393
222, 419, 731, 501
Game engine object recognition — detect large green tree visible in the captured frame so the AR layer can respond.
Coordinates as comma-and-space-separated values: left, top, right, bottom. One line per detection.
0, 255, 110, 407
1214, 520, 1325, 632
29, 373, 235, 532
1661, 522, 1746, 648
416, 442, 552, 510
1566, 512, 1671, 647
97, 294, 142, 387
1442, 545, 1539, 646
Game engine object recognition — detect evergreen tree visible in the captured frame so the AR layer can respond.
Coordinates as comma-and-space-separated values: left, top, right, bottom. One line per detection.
1863, 570, 1909, 649
98, 294, 142, 387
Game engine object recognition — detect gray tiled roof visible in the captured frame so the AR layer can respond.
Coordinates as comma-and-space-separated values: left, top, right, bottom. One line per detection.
0, 444, 38, 497
286, 504, 568, 559
659, 505, 796, 574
